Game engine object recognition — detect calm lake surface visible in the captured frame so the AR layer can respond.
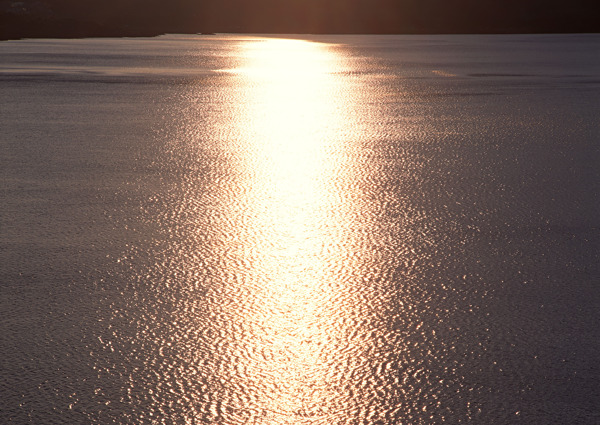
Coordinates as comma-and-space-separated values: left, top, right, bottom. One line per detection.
1, 34, 599, 424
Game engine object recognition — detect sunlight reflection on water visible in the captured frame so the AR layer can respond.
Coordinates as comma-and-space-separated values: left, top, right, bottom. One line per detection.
194, 38, 386, 423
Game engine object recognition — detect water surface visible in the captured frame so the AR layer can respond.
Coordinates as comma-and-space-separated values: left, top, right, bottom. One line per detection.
1, 34, 599, 424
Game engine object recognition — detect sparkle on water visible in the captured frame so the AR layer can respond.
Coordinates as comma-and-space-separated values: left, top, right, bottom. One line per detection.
181, 38, 385, 423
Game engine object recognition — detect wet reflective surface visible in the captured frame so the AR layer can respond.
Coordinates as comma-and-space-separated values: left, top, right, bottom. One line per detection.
1, 34, 599, 424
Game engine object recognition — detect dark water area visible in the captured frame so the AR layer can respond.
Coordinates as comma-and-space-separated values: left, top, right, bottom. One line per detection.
1, 34, 599, 424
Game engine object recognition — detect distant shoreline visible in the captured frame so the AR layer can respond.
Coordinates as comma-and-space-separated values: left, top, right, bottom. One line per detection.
3, 30, 599, 42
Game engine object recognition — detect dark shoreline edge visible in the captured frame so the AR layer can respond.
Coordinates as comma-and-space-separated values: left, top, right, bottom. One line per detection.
2, 30, 599, 42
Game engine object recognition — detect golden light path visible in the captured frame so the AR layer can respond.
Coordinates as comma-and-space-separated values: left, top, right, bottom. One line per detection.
202, 38, 381, 423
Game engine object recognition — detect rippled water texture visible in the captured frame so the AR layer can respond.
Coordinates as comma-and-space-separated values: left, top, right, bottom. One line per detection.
1, 34, 599, 424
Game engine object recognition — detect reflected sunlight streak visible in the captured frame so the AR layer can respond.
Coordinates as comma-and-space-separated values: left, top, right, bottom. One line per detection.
210, 38, 370, 423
